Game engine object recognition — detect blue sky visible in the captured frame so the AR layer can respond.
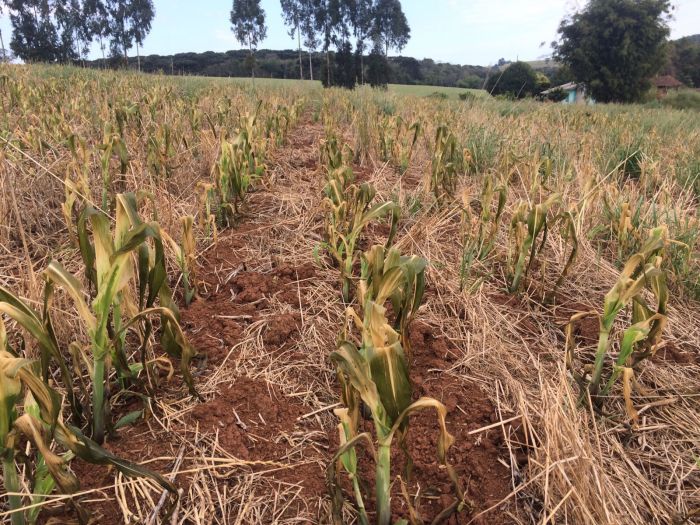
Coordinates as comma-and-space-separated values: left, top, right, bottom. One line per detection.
1, 0, 698, 66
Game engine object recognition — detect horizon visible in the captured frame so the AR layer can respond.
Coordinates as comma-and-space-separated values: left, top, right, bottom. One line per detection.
0, 0, 698, 67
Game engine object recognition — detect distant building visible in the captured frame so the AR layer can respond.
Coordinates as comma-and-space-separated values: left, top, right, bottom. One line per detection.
538, 82, 593, 105
651, 75, 684, 97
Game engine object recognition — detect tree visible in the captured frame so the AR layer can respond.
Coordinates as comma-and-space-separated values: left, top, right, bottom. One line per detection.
230, 0, 267, 79
553, 0, 672, 103
6, 0, 71, 62
352, 0, 373, 83
0, 3, 6, 62
372, 0, 409, 57
312, 0, 340, 86
665, 36, 700, 88
280, 0, 304, 79
129, 0, 153, 71
106, 0, 154, 69
366, 39, 389, 88
486, 61, 538, 98
299, 0, 318, 80
83, 0, 110, 63
54, 0, 88, 60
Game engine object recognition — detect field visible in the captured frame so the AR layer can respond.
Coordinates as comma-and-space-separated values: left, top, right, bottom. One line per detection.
0, 65, 699, 525
225, 77, 485, 100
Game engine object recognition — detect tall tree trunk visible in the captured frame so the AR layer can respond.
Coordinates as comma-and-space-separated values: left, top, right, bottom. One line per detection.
308, 51, 313, 81
0, 28, 6, 63
326, 50, 330, 86
250, 39, 255, 81
297, 27, 303, 80
360, 40, 365, 84
100, 36, 106, 68
137, 43, 140, 72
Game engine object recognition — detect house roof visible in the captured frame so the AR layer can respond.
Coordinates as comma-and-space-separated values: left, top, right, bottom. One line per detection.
652, 75, 683, 88
540, 82, 579, 95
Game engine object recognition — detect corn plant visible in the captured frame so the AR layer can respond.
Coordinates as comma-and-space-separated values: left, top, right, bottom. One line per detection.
508, 195, 578, 294
63, 135, 92, 246
99, 124, 129, 211
429, 125, 463, 205
323, 168, 399, 303
196, 182, 218, 242
213, 130, 264, 226
146, 123, 178, 179
162, 216, 198, 306
459, 176, 507, 290
566, 227, 668, 418
329, 246, 465, 525
0, 342, 176, 525
321, 135, 354, 174
68, 193, 198, 443
360, 245, 425, 357
379, 116, 422, 175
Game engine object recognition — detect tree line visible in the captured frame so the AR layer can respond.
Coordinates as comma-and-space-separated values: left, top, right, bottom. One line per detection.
0, 0, 154, 68
89, 48, 493, 89
230, 0, 410, 88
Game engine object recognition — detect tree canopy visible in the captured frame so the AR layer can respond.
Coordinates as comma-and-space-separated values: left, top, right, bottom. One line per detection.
230, 0, 267, 77
553, 0, 672, 103
486, 61, 538, 99
2, 0, 154, 65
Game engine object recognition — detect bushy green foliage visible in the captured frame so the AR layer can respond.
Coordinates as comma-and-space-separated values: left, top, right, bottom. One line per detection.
554, 0, 672, 103
486, 61, 538, 98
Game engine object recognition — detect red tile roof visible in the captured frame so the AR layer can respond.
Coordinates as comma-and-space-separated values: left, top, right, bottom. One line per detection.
652, 75, 684, 88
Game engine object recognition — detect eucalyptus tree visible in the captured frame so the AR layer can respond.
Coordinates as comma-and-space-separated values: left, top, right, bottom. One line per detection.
280, 0, 304, 79
352, 0, 374, 83
230, 0, 267, 79
106, 0, 154, 69
372, 0, 409, 57
129, 0, 153, 70
6, 0, 70, 62
0, 3, 6, 62
299, 0, 318, 79
83, 0, 110, 63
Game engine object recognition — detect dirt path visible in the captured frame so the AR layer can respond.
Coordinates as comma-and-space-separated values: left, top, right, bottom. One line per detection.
54, 116, 521, 524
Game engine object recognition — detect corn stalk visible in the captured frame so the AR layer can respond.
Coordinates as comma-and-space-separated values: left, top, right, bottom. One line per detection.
0, 344, 177, 524
566, 227, 668, 417
323, 169, 399, 303
329, 246, 466, 525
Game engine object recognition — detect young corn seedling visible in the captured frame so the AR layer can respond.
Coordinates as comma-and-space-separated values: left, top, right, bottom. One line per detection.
429, 125, 463, 205
459, 176, 507, 290
0, 340, 177, 525
329, 246, 465, 525
566, 227, 668, 419
321, 135, 354, 174
508, 195, 578, 294
323, 168, 399, 303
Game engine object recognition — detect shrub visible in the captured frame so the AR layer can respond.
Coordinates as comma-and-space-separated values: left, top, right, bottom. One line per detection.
487, 61, 538, 98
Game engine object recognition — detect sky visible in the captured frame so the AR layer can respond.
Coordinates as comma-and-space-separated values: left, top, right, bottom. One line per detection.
1, 0, 698, 66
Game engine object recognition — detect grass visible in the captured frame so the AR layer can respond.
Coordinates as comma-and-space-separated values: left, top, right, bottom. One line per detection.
224, 76, 485, 100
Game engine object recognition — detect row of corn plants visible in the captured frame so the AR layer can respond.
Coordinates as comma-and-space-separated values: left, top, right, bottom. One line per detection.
0, 192, 196, 523
318, 135, 467, 523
